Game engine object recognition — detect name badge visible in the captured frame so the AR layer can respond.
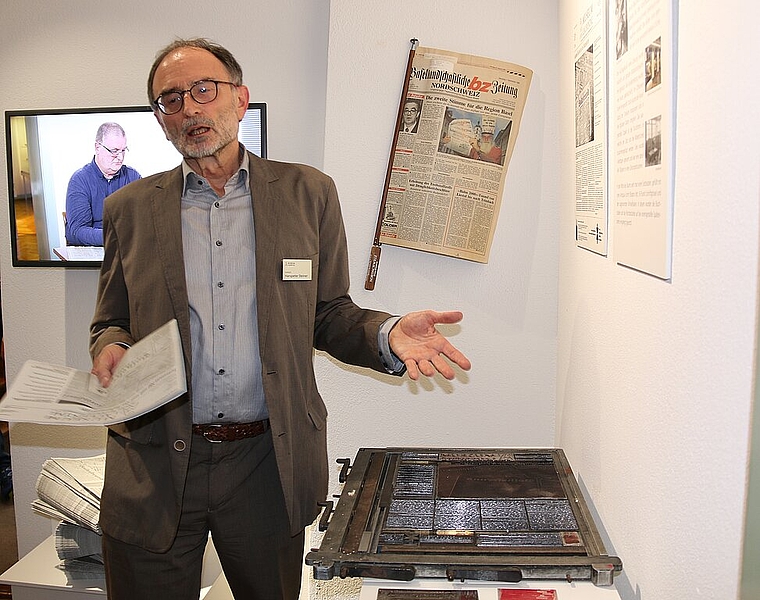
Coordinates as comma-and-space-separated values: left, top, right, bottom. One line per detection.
282, 259, 312, 281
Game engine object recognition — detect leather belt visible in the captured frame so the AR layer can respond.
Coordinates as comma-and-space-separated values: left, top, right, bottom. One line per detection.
192, 419, 269, 443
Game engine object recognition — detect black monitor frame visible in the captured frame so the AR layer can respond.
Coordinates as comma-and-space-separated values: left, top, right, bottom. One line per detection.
5, 103, 267, 268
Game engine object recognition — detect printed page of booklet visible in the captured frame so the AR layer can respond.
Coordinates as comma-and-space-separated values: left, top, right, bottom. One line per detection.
0, 319, 186, 426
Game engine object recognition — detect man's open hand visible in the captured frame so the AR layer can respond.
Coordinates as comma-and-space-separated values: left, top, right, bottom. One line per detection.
389, 310, 471, 381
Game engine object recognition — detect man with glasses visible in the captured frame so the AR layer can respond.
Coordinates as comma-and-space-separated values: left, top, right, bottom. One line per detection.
89, 38, 471, 600
400, 97, 422, 133
65, 122, 141, 246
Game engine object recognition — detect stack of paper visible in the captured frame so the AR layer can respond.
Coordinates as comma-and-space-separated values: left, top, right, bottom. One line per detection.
32, 454, 105, 575
32, 454, 104, 534
54, 521, 104, 579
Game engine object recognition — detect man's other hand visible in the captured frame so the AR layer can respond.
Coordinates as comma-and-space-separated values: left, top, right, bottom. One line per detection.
91, 344, 128, 388
389, 310, 471, 381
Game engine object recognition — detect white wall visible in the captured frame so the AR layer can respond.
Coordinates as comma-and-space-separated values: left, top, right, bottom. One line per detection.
321, 0, 559, 487
316, 2, 559, 598
314, 5, 559, 598
558, 2, 759, 600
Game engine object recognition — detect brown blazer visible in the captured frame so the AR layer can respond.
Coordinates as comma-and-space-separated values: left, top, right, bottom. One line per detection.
91, 152, 393, 552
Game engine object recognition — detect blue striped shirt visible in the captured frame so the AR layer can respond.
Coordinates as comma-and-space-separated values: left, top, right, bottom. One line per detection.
181, 153, 268, 424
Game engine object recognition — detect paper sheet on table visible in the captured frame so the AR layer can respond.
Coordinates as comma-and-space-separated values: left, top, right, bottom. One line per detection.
0, 319, 186, 426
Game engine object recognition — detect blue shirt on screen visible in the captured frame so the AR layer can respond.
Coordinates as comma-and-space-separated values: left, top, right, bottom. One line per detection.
65, 158, 141, 246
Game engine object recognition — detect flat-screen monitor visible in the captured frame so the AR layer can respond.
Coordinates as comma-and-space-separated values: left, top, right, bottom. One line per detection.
5, 103, 267, 268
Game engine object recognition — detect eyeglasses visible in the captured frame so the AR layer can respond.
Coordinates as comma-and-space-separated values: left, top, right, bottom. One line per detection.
153, 79, 237, 115
98, 143, 128, 157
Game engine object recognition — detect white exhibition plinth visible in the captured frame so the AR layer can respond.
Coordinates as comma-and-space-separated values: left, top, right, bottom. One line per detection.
0, 534, 226, 600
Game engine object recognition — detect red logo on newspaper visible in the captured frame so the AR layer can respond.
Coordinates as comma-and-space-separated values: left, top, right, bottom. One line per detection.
468, 76, 492, 93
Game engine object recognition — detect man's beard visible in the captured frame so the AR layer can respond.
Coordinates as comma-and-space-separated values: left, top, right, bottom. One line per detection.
169, 111, 238, 159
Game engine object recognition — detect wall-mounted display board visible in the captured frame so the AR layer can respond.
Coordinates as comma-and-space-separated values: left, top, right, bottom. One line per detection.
571, 0, 676, 280
573, 0, 609, 257
610, 0, 676, 280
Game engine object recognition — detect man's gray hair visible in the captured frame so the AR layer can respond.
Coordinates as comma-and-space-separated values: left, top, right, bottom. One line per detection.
147, 38, 244, 105
95, 122, 126, 143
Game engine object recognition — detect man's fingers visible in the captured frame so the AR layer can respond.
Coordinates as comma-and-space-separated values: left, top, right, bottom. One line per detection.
429, 354, 454, 380
418, 359, 436, 378
405, 360, 421, 381
444, 346, 472, 371
405, 355, 459, 381
433, 310, 464, 325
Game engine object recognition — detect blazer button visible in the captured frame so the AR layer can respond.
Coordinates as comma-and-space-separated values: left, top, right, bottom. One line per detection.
173, 439, 187, 452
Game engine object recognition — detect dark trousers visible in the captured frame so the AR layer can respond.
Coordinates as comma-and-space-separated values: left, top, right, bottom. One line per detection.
102, 430, 304, 600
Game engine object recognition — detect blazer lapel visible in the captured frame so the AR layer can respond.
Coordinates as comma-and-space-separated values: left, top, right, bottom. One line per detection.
150, 167, 193, 365
248, 153, 280, 351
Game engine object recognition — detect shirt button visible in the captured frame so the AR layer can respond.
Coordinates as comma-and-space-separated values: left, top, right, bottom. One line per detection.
215, 240, 223, 247
217, 281, 224, 288
173, 440, 187, 452
218, 324, 225, 330
217, 412, 224, 419
214, 201, 220, 208
218, 368, 225, 375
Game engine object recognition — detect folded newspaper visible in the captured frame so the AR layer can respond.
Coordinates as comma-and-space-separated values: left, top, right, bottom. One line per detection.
32, 454, 104, 535
33, 454, 105, 578
55, 522, 104, 578
0, 319, 186, 426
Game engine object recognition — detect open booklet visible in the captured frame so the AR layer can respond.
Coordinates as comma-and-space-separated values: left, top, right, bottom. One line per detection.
0, 319, 186, 426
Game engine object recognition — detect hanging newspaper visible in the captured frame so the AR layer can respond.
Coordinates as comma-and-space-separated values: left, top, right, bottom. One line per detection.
377, 46, 532, 263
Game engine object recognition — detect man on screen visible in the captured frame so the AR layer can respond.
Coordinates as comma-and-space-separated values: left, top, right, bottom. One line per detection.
65, 122, 141, 246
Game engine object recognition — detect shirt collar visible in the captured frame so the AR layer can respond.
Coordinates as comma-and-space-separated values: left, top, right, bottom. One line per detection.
181, 145, 250, 195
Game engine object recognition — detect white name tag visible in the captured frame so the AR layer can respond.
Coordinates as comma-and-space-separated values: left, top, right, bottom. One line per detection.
282, 259, 312, 280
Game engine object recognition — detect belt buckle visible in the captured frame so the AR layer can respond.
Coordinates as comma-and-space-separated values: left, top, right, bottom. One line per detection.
202, 424, 224, 443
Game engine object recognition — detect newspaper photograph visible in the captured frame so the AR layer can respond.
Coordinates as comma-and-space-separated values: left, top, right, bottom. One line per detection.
378, 46, 532, 263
